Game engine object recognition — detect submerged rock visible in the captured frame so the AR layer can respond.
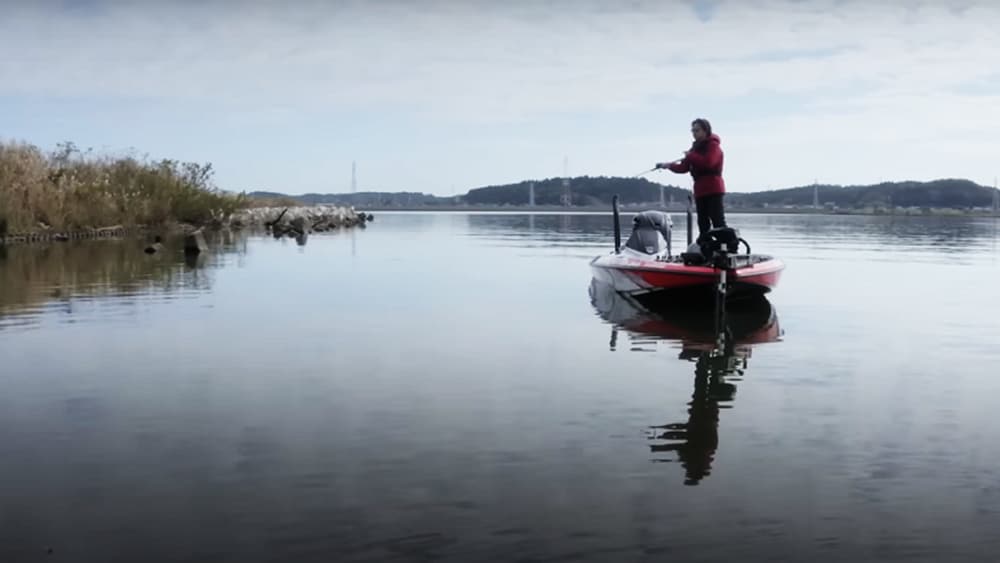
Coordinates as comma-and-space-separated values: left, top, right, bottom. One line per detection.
144, 235, 163, 254
184, 230, 208, 254
289, 216, 308, 234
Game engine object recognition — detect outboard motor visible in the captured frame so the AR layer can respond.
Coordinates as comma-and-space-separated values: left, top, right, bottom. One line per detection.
624, 211, 673, 256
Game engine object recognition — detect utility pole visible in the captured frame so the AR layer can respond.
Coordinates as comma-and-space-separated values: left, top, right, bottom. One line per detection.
351, 161, 357, 193
529, 182, 535, 207
562, 156, 571, 207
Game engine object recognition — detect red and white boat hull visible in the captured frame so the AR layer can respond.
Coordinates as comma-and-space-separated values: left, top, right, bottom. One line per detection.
590, 249, 784, 299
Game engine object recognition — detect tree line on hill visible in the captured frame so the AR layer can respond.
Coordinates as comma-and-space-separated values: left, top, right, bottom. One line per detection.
249, 176, 999, 211
725, 179, 996, 210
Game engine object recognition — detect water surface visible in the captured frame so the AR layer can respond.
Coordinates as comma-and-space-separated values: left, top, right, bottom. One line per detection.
2, 213, 999, 562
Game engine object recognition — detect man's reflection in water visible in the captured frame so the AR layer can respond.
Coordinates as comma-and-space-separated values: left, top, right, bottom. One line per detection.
588, 278, 780, 486
649, 337, 745, 485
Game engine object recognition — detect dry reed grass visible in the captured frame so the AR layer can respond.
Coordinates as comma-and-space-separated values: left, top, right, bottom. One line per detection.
0, 140, 246, 235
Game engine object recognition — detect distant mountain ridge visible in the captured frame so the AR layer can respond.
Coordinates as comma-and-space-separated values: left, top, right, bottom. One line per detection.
249, 176, 1000, 211
249, 190, 447, 207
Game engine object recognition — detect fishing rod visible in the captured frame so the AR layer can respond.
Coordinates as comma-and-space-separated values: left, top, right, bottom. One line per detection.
634, 161, 681, 178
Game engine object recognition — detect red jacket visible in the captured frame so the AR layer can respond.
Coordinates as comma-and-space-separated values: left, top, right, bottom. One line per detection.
667, 133, 725, 198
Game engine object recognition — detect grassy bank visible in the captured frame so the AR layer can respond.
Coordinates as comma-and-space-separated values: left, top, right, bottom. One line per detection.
0, 140, 247, 236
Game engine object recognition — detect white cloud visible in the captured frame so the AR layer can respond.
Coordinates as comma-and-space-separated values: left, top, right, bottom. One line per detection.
2, 0, 998, 192
3, 1, 995, 112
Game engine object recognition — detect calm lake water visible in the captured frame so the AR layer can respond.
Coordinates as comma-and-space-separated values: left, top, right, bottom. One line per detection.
2, 212, 999, 562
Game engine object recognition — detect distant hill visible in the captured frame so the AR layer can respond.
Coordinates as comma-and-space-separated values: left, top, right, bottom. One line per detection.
462, 176, 688, 206
248, 190, 451, 206
726, 178, 997, 210
249, 177, 999, 211
249, 176, 685, 208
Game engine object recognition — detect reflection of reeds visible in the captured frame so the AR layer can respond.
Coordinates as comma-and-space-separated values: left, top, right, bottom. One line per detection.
0, 231, 247, 324
0, 140, 246, 233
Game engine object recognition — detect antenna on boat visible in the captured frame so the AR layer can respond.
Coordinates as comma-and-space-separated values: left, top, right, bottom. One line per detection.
612, 194, 621, 253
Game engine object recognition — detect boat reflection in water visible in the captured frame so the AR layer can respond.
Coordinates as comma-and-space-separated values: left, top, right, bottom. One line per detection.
589, 278, 783, 485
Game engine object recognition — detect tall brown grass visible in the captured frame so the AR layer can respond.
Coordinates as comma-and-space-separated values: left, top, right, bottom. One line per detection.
0, 140, 247, 234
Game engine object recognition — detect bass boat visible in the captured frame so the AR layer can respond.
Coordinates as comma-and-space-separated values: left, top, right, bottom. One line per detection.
589, 195, 784, 301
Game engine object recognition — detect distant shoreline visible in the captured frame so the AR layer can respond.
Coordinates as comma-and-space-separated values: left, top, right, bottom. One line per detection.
356, 204, 1000, 217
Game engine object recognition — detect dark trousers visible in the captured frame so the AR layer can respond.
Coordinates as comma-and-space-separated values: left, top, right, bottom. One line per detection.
695, 194, 726, 238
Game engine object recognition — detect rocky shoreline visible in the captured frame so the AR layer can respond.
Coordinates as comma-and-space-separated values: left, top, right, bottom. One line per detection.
0, 205, 373, 246
231, 205, 373, 238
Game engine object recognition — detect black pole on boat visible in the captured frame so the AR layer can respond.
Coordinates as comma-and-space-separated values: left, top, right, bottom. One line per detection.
686, 193, 693, 247
714, 268, 728, 338
612, 194, 621, 253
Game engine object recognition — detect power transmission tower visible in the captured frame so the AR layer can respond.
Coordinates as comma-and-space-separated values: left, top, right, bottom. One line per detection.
561, 156, 571, 207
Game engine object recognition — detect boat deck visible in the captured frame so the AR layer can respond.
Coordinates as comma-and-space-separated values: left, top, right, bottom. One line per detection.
648, 253, 776, 269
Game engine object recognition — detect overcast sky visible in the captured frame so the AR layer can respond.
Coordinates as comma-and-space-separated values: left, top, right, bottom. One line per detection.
2, 0, 998, 195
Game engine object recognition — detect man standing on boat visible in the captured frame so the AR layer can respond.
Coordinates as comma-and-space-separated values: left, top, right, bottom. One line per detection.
655, 118, 726, 240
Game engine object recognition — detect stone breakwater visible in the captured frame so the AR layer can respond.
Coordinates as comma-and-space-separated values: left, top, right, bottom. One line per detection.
230, 205, 373, 238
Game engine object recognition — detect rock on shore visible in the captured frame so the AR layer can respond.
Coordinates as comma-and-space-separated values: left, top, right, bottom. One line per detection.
229, 205, 373, 237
